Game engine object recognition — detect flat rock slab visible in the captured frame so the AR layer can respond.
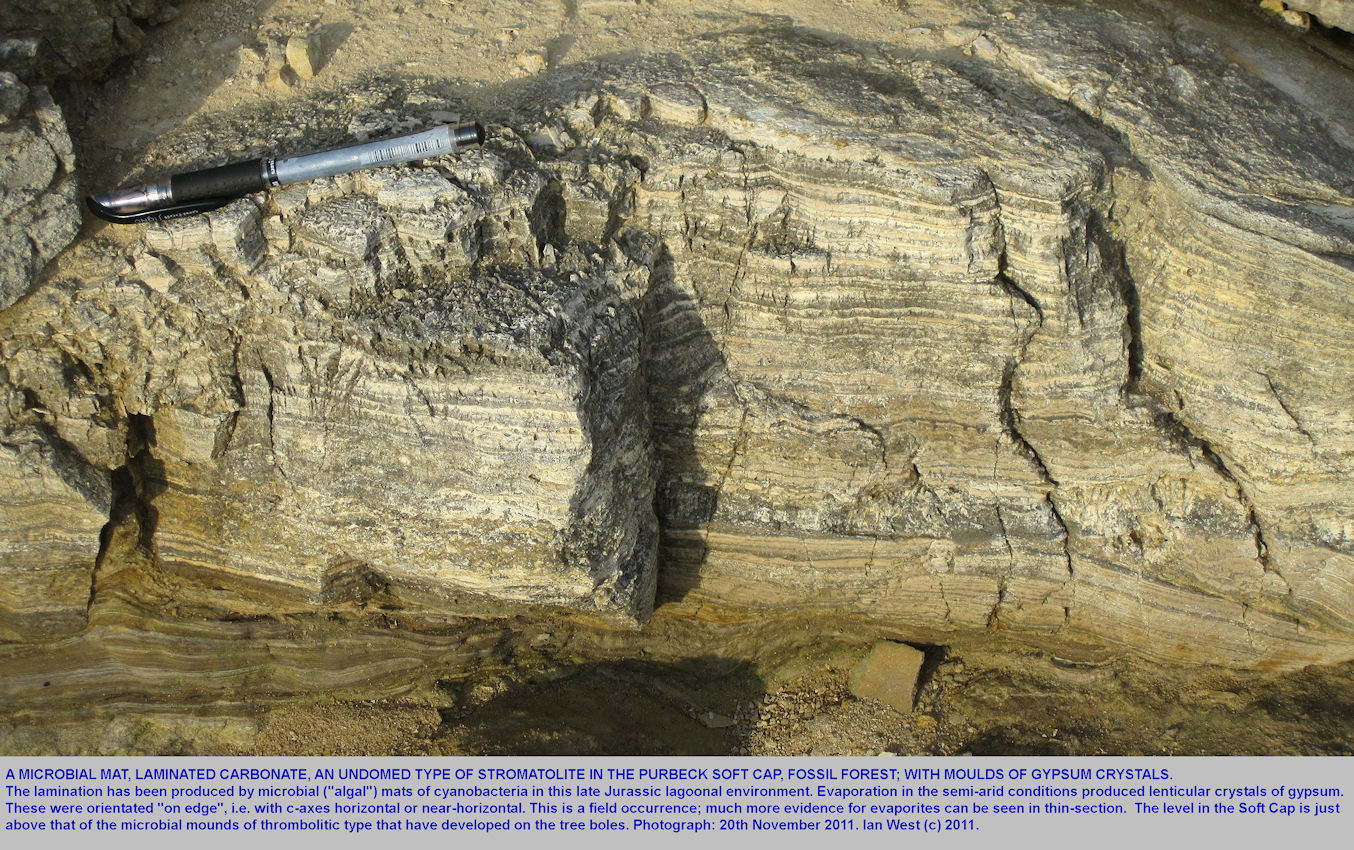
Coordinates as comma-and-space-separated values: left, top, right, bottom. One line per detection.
848, 642, 925, 715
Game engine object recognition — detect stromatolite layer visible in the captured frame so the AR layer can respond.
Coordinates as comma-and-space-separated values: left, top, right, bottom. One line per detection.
2, 0, 1353, 681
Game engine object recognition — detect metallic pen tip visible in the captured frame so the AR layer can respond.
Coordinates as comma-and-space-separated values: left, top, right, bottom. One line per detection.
454, 122, 486, 147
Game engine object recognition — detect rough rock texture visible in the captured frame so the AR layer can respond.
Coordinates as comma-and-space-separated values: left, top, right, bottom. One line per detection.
2, 138, 657, 630
2, 0, 1354, 735
1285, 0, 1354, 31
848, 641, 926, 714
0, 0, 175, 84
0, 73, 91, 641
0, 73, 80, 312
627, 14, 1354, 669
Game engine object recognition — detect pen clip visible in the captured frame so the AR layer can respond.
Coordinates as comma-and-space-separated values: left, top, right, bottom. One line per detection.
85, 195, 235, 224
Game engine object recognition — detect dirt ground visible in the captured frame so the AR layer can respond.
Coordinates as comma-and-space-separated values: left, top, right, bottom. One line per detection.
248, 625, 1354, 756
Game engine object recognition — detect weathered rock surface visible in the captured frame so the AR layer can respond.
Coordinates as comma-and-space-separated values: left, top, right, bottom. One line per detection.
0, 0, 175, 84
623, 13, 1354, 669
0, 73, 91, 641
849, 642, 926, 714
2, 0, 1354, 732
0, 74, 80, 313
1284, 0, 1354, 31
2, 138, 657, 630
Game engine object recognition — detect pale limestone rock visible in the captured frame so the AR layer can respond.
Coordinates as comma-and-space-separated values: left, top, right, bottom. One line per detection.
514, 49, 548, 77
265, 65, 299, 90
643, 84, 706, 125
285, 34, 319, 80
849, 642, 925, 714
0, 412, 110, 640
294, 196, 388, 257
1282, 8, 1313, 27
4, 138, 657, 626
618, 19, 1354, 669
375, 172, 464, 212
1283, 0, 1354, 31
132, 253, 174, 294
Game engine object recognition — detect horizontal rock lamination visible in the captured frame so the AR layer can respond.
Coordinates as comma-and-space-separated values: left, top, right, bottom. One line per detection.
2, 3, 1353, 681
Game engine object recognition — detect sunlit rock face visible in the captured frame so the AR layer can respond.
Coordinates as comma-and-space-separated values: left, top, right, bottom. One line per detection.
2, 0, 1353, 684
615, 18, 1354, 669
1284, 0, 1354, 33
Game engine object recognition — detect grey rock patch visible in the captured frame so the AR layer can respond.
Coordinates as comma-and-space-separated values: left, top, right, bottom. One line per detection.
0, 84, 78, 312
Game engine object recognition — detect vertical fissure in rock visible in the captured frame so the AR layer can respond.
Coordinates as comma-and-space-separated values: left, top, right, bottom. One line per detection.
91, 412, 162, 616
1046, 492, 1074, 580
259, 363, 285, 478
1152, 408, 1284, 584
1085, 209, 1143, 391
990, 194, 1044, 340
1261, 371, 1317, 447
998, 358, 1057, 487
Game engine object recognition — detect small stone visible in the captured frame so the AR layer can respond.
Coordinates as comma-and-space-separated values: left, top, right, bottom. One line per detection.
286, 34, 320, 79
698, 710, 737, 729
970, 35, 1001, 59
514, 49, 548, 77
1281, 8, 1310, 28
848, 641, 925, 714
524, 124, 572, 155
1259, 0, 1286, 14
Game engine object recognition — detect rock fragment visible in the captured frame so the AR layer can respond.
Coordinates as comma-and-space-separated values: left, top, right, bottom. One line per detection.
514, 49, 548, 77
1281, 1, 1354, 33
1282, 8, 1313, 28
286, 34, 320, 79
849, 643, 926, 714
265, 65, 299, 90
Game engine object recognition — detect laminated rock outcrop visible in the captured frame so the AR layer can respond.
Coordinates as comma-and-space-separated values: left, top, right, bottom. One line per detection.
2, 0, 1353, 680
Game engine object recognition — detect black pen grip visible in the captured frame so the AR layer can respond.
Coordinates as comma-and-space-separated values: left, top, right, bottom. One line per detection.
171, 159, 267, 203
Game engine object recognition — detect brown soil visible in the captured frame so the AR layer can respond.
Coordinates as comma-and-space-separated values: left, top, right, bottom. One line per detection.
249, 624, 1354, 756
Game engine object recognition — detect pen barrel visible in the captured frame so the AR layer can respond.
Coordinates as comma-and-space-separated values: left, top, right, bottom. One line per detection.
171, 159, 268, 203
272, 123, 484, 187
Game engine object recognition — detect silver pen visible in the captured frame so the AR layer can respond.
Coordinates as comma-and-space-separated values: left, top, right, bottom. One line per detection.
87, 122, 485, 223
